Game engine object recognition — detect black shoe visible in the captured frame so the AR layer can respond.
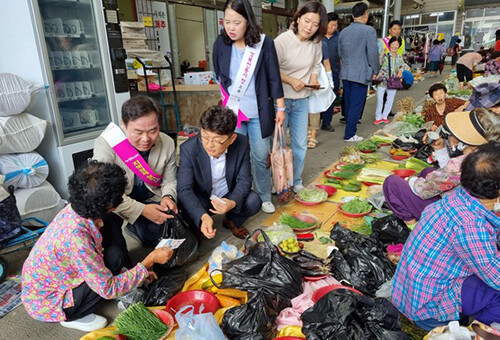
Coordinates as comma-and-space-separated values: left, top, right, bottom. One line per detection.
321, 125, 335, 132
388, 111, 395, 117
125, 224, 155, 248
340, 117, 346, 124
357, 120, 362, 125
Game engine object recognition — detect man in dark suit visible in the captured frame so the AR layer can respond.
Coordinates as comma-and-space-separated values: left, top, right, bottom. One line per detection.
177, 106, 261, 239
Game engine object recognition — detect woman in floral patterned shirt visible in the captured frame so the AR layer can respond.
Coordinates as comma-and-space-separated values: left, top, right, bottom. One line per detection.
21, 162, 173, 332
383, 108, 500, 225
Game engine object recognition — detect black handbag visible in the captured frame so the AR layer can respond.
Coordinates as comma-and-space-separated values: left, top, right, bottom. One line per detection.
0, 186, 22, 244
386, 55, 403, 90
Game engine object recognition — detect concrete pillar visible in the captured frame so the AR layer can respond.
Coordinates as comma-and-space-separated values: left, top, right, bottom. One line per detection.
382, 0, 390, 37
393, 0, 402, 20
323, 0, 334, 13
250, 0, 262, 25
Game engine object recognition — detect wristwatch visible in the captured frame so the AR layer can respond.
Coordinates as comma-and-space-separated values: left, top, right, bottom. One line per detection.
277, 107, 286, 112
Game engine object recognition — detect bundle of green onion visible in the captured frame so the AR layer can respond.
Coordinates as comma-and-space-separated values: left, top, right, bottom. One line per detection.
114, 302, 168, 340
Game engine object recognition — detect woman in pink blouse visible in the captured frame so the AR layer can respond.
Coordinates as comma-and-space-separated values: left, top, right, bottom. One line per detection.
21, 162, 173, 332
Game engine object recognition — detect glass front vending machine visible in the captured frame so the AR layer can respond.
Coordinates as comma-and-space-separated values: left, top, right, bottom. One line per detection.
8, 0, 130, 197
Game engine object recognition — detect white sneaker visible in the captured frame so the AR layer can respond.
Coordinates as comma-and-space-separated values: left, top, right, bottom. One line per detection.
344, 135, 364, 142
271, 187, 277, 194
60, 313, 108, 332
293, 184, 305, 193
261, 201, 276, 214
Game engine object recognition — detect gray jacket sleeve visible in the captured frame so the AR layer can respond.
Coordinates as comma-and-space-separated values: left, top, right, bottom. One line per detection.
367, 28, 380, 75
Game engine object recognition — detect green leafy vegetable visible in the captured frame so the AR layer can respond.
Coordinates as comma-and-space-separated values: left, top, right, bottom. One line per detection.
339, 163, 365, 171
341, 198, 372, 214
401, 113, 426, 128
114, 302, 168, 340
359, 153, 382, 164
298, 187, 328, 202
371, 135, 395, 144
279, 213, 316, 229
356, 139, 378, 152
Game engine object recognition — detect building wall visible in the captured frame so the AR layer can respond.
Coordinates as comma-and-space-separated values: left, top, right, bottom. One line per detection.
401, 0, 462, 34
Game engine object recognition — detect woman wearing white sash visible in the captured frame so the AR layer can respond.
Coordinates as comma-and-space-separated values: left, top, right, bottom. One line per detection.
274, 1, 327, 192
213, 0, 285, 214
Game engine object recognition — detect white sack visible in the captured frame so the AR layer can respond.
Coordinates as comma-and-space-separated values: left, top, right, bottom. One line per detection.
14, 181, 65, 226
0, 73, 43, 116
0, 113, 47, 154
0, 152, 49, 189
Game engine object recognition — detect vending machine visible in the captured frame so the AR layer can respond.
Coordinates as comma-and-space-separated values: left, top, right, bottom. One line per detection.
0, 0, 130, 197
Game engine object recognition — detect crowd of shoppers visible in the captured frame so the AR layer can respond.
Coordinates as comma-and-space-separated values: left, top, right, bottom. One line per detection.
19, 0, 500, 334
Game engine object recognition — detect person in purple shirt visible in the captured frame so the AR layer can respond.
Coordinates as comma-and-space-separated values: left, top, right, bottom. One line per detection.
392, 142, 500, 331
428, 39, 444, 78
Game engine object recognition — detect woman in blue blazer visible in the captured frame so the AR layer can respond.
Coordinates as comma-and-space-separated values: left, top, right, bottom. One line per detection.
213, 0, 285, 214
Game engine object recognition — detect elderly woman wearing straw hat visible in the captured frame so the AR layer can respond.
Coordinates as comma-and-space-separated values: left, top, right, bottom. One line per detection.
382, 108, 500, 227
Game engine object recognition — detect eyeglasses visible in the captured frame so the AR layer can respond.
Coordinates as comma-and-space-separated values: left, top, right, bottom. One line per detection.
200, 131, 232, 146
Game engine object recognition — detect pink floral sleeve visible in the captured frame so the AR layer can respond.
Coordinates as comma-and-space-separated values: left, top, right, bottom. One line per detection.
413, 155, 465, 200
72, 232, 148, 299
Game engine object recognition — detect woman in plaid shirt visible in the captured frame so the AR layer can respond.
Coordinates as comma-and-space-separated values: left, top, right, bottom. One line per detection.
392, 142, 500, 331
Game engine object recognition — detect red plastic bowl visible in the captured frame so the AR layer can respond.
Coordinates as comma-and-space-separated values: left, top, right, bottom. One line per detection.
312, 285, 363, 303
304, 274, 328, 281
391, 154, 410, 161
361, 181, 379, 187
359, 149, 375, 153
315, 184, 337, 197
392, 169, 416, 178
295, 194, 326, 206
165, 290, 219, 321
338, 203, 372, 218
289, 213, 319, 232
273, 337, 305, 340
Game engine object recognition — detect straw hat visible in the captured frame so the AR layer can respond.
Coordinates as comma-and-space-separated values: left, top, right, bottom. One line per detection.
444, 111, 488, 146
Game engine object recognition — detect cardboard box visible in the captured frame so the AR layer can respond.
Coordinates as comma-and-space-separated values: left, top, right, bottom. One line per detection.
183, 71, 214, 85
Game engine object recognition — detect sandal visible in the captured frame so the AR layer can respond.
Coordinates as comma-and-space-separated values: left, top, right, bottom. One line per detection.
307, 139, 318, 149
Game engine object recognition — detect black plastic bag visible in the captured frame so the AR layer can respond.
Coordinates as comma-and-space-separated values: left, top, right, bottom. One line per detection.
213, 229, 302, 311
221, 290, 276, 340
301, 289, 409, 340
0, 186, 22, 244
155, 210, 199, 269
141, 269, 188, 306
371, 215, 410, 247
329, 224, 394, 296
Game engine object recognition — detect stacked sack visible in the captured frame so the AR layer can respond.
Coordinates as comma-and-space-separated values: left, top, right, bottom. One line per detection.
0, 73, 65, 226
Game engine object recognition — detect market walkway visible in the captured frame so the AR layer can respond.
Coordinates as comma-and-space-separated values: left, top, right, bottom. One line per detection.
0, 67, 450, 339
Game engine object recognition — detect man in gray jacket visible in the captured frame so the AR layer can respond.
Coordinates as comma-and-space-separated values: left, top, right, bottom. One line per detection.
338, 2, 379, 142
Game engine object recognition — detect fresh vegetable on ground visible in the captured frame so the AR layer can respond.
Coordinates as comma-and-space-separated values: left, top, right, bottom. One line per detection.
341, 183, 362, 192
390, 148, 411, 157
330, 171, 356, 179
114, 302, 169, 340
279, 213, 316, 229
359, 152, 382, 164
279, 237, 302, 253
357, 168, 393, 185
400, 113, 425, 128
356, 139, 378, 152
404, 157, 430, 172
297, 187, 328, 202
371, 135, 395, 145
338, 163, 365, 171
341, 198, 372, 214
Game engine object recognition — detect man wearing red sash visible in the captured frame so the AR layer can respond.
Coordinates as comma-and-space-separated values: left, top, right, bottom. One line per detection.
94, 96, 178, 264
